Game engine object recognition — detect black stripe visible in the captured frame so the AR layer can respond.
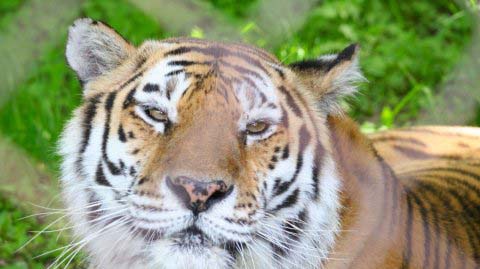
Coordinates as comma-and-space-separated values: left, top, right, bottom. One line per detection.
298, 124, 311, 152
168, 60, 196, 66
273, 188, 299, 211
102, 91, 122, 176
86, 191, 102, 221
311, 145, 323, 200
166, 69, 184, 77
95, 162, 111, 186
187, 46, 270, 75
278, 86, 302, 117
281, 145, 289, 159
372, 146, 400, 233
274, 67, 285, 79
270, 241, 287, 257
431, 204, 441, 269
219, 60, 265, 83
118, 124, 127, 142
414, 180, 480, 264
401, 194, 414, 269
273, 154, 303, 197
396, 127, 480, 140
123, 87, 137, 109
393, 144, 463, 161
164, 47, 191, 56
283, 209, 307, 242
143, 83, 160, 92
76, 93, 104, 175
407, 190, 431, 269
371, 135, 427, 147
134, 56, 147, 71
119, 71, 143, 89
427, 174, 480, 200
79, 94, 103, 154
129, 166, 137, 177
409, 167, 480, 182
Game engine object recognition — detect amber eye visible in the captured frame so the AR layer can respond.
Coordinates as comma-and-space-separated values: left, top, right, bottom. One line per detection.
246, 121, 269, 135
144, 107, 169, 122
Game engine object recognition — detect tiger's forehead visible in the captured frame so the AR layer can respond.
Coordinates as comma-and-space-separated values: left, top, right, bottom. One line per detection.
157, 37, 281, 64
133, 39, 284, 119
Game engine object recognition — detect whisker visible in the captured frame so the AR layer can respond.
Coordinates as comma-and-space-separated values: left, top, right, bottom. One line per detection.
49, 216, 130, 269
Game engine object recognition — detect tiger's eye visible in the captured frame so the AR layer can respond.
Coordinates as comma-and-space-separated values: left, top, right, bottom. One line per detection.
145, 108, 169, 122
246, 121, 269, 134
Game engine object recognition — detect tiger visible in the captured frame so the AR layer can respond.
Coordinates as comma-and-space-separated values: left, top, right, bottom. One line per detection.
58, 18, 480, 269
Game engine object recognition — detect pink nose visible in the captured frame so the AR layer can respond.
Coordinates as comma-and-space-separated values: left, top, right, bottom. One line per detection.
166, 176, 232, 214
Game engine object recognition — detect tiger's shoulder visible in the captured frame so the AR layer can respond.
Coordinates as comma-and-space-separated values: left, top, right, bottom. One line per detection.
371, 126, 480, 268
326, 117, 480, 269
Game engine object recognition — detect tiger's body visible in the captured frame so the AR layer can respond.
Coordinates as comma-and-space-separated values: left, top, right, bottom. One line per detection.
57, 18, 480, 269
328, 120, 480, 268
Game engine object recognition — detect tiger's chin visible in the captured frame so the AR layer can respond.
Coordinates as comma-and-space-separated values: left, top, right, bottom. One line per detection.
170, 226, 215, 249
149, 232, 237, 269
131, 225, 240, 269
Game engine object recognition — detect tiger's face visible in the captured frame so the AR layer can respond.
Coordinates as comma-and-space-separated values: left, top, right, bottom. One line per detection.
60, 18, 362, 269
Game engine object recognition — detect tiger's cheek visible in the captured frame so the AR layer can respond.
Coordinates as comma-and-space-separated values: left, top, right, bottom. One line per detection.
118, 107, 162, 179
242, 126, 289, 206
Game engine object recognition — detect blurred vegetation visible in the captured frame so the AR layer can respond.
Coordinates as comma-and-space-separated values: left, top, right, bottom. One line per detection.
202, 0, 258, 18
0, 0, 25, 29
0, 0, 478, 267
0, 195, 80, 269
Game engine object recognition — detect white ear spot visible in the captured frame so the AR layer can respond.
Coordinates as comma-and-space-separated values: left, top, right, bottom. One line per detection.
66, 18, 133, 84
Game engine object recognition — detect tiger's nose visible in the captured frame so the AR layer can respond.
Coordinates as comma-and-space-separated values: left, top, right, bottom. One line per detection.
166, 176, 233, 215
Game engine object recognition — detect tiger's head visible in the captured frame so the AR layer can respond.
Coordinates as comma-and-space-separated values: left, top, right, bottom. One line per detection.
59, 18, 363, 269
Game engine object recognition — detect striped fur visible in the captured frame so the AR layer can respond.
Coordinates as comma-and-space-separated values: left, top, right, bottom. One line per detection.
58, 18, 480, 269
323, 119, 480, 269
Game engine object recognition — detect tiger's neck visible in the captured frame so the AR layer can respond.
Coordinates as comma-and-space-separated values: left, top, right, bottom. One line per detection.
323, 115, 403, 269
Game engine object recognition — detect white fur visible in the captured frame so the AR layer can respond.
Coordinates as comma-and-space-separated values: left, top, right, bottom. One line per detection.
66, 18, 131, 83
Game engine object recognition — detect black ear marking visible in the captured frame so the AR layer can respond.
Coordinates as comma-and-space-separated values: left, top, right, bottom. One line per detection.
289, 59, 331, 72
289, 43, 359, 72
326, 43, 359, 71
337, 43, 358, 61
289, 43, 363, 114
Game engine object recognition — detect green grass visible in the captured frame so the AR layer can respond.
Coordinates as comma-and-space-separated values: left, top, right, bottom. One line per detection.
0, 0, 478, 267
0, 0, 26, 29
274, 0, 475, 126
0, 195, 81, 268
201, 0, 259, 18
0, 0, 166, 173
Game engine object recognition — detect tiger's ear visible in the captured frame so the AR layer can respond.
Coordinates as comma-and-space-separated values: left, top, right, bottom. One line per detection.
289, 44, 364, 114
66, 18, 135, 84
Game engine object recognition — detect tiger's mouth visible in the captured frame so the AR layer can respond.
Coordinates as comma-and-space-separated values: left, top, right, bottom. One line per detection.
138, 224, 215, 248
166, 225, 242, 256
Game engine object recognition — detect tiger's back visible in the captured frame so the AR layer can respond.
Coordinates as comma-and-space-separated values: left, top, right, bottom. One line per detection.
368, 126, 480, 268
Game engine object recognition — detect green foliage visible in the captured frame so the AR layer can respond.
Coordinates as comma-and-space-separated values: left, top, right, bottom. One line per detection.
0, 0, 165, 173
0, 46, 81, 173
0, 0, 25, 16
0, 196, 79, 268
201, 0, 258, 18
0, 0, 26, 29
275, 0, 474, 126
81, 0, 166, 45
